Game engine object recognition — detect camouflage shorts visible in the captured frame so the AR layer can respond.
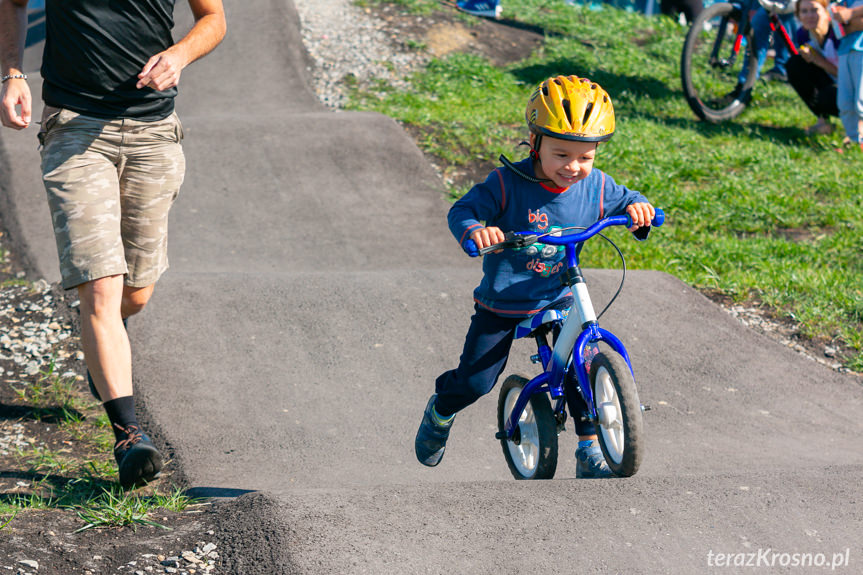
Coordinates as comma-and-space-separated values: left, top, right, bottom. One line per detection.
39, 106, 185, 289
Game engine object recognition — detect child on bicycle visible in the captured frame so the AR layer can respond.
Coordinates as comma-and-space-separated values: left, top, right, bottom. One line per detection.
415, 75, 655, 478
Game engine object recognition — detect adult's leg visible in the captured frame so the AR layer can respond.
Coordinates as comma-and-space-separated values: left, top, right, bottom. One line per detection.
122, 284, 155, 318
78, 275, 132, 401
681, 0, 703, 24
739, 8, 772, 84
837, 52, 863, 142
787, 55, 839, 118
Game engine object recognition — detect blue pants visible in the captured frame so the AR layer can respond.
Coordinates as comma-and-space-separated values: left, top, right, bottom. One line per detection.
837, 50, 863, 143
738, 8, 797, 84
434, 305, 596, 436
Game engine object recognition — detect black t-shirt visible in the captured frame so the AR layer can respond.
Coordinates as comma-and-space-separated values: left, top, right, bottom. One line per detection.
41, 0, 178, 121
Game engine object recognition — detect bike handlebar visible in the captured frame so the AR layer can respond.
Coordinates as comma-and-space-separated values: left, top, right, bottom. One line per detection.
464, 208, 665, 257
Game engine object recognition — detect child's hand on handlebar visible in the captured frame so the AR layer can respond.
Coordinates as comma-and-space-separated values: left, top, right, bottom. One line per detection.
626, 202, 656, 231
470, 226, 506, 253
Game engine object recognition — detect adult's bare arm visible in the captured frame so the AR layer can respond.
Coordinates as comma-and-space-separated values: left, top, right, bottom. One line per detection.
0, 0, 31, 129
834, 4, 863, 26
136, 0, 226, 91
843, 14, 863, 34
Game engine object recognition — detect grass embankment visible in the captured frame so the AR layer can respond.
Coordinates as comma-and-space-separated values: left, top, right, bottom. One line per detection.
0, 355, 198, 531
351, 0, 863, 370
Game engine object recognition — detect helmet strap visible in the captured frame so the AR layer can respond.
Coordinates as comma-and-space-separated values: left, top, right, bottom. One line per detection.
529, 133, 542, 160
499, 153, 553, 184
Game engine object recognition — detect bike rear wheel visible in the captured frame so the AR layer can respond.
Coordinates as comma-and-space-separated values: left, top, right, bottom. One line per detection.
589, 353, 643, 477
680, 2, 757, 122
497, 374, 558, 480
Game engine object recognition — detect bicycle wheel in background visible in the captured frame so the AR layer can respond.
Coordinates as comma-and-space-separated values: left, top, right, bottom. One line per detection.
497, 374, 558, 480
681, 2, 757, 122
589, 352, 643, 477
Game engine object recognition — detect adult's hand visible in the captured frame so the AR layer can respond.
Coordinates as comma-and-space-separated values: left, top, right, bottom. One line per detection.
137, 0, 226, 91
833, 4, 853, 23
0, 77, 31, 129
136, 47, 186, 91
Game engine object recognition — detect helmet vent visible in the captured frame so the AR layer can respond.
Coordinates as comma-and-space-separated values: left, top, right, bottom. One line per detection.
562, 99, 573, 127
542, 85, 549, 96
582, 102, 594, 126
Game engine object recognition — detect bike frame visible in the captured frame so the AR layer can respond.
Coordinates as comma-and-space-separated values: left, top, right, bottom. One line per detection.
499, 215, 638, 441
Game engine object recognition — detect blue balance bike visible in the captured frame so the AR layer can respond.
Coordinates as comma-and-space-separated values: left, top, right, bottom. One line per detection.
467, 209, 664, 480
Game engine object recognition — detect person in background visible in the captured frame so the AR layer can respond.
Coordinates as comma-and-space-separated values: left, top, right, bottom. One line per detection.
456, 0, 502, 18
739, 3, 799, 85
832, 0, 863, 148
661, 0, 703, 25
787, 0, 842, 134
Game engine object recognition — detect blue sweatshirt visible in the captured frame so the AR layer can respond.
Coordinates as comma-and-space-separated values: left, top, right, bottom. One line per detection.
448, 157, 648, 317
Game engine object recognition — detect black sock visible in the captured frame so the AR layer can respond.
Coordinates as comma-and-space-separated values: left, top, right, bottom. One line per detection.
103, 396, 139, 442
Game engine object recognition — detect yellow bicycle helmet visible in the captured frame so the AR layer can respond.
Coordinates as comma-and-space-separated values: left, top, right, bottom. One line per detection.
526, 75, 615, 143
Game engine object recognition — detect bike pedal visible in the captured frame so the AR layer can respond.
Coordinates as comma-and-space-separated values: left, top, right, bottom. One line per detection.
530, 354, 541, 364
641, 404, 652, 412
495, 431, 507, 440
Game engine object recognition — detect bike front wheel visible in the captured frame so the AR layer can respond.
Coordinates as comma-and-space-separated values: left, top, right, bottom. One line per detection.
680, 2, 757, 122
497, 374, 558, 480
590, 353, 644, 477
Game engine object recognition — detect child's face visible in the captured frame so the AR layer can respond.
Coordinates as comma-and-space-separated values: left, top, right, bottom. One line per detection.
532, 135, 598, 189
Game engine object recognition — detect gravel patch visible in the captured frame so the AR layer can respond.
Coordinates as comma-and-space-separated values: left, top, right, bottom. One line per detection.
292, 0, 428, 108
723, 304, 856, 374
0, 280, 77, 380
91, 541, 220, 575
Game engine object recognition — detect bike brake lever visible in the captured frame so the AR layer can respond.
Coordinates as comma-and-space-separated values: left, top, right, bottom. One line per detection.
478, 232, 539, 255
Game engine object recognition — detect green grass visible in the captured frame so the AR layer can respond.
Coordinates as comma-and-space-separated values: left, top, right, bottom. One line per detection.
12, 357, 87, 422
347, 1, 863, 370
73, 486, 201, 532
2, 366, 198, 532
356, 0, 445, 15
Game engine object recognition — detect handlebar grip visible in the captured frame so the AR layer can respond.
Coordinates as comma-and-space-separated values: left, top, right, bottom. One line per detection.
464, 239, 480, 258
625, 208, 665, 228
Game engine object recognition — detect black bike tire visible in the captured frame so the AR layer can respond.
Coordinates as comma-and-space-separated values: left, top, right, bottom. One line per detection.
680, 2, 757, 123
589, 353, 644, 477
497, 374, 558, 480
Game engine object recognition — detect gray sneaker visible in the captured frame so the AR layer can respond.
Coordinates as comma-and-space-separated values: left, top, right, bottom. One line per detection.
113, 423, 163, 489
414, 395, 455, 467
575, 440, 613, 479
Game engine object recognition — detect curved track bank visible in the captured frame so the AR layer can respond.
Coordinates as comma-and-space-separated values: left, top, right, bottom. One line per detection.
1, 1, 861, 573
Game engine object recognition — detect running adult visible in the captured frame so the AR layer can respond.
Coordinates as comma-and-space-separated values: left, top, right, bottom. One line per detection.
0, 0, 226, 489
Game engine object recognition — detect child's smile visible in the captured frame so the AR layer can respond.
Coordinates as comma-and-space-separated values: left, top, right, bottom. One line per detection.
532, 136, 598, 189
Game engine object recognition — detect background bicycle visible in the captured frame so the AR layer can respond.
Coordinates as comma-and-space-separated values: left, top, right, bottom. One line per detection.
681, 0, 799, 121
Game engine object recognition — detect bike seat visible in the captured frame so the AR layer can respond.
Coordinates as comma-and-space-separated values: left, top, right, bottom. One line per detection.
514, 309, 568, 340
